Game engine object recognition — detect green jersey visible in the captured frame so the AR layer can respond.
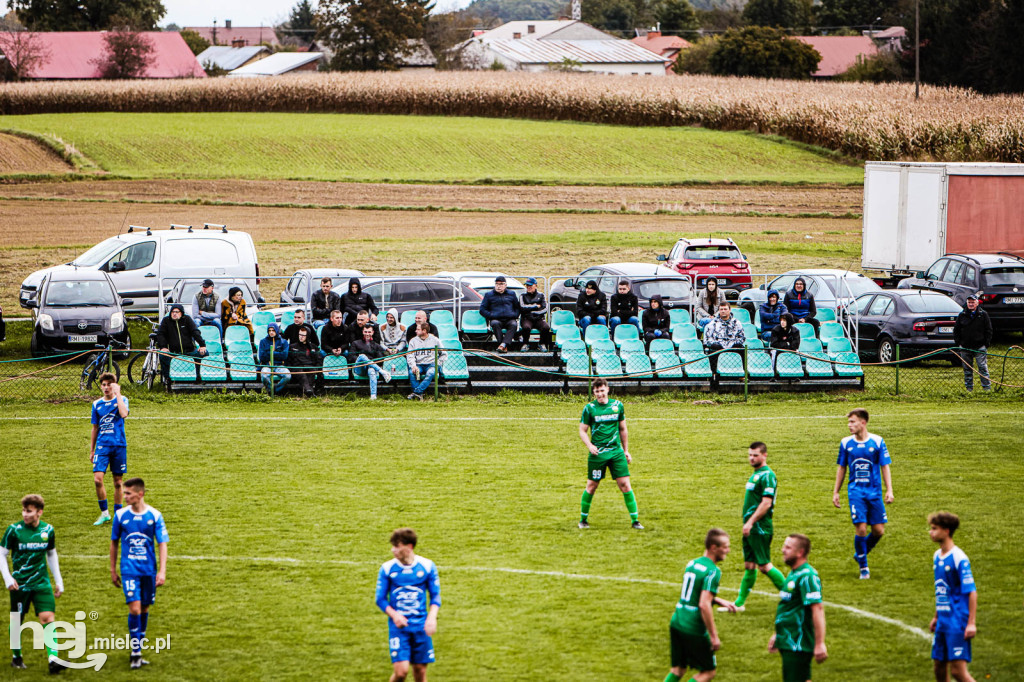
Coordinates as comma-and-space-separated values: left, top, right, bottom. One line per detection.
774, 562, 823, 653
580, 399, 625, 455
2, 522, 55, 591
670, 556, 721, 636
742, 465, 778, 534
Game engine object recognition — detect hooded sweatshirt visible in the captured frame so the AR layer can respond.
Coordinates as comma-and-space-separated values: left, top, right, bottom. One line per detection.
769, 322, 800, 351
258, 323, 290, 369
379, 308, 407, 352
758, 290, 788, 332
577, 282, 607, 319
157, 304, 204, 353
610, 287, 639, 320
284, 320, 319, 350
783, 278, 816, 320
703, 312, 746, 348
695, 278, 729, 320
287, 331, 318, 367
642, 295, 671, 334
340, 278, 378, 321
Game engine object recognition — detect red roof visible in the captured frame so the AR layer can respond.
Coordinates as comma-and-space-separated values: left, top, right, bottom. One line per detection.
794, 35, 878, 77
3, 32, 205, 79
630, 32, 691, 66
185, 26, 280, 47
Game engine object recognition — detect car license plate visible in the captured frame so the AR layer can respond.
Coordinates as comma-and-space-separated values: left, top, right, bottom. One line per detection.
1004, 296, 1024, 305
69, 335, 98, 343
937, 327, 953, 334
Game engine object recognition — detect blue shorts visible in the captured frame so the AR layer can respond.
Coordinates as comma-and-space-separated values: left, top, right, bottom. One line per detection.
122, 575, 156, 606
93, 445, 127, 474
388, 626, 435, 665
848, 493, 887, 525
932, 629, 971, 662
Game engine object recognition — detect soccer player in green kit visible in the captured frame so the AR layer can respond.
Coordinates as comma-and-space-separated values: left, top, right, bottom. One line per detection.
578, 378, 642, 530
721, 442, 787, 612
664, 528, 737, 682
1, 495, 64, 674
768, 534, 828, 682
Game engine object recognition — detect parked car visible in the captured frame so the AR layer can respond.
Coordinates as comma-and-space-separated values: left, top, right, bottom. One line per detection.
165, 279, 300, 323
20, 225, 261, 313
358, 277, 484, 318
548, 263, 692, 315
279, 268, 366, 307
435, 272, 527, 297
738, 269, 881, 318
897, 253, 1024, 332
657, 237, 751, 300
841, 290, 962, 363
27, 268, 132, 357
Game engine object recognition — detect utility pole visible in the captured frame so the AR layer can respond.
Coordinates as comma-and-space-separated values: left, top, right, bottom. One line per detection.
914, 0, 920, 99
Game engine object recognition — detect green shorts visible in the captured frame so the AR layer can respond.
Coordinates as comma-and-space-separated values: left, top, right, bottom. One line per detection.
588, 450, 630, 482
10, 587, 56, 618
742, 532, 773, 566
670, 627, 716, 672
780, 648, 813, 682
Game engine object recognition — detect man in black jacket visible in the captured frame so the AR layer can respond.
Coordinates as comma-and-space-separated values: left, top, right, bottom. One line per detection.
340, 277, 378, 325
479, 276, 520, 353
346, 310, 381, 351
311, 278, 342, 329
609, 280, 640, 336
320, 310, 349, 359
283, 308, 319, 351
404, 311, 439, 342
156, 304, 207, 381
953, 294, 993, 391
518, 277, 551, 352
577, 280, 608, 332
287, 326, 319, 397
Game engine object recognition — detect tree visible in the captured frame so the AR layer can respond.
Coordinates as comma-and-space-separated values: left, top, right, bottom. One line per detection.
315, 0, 433, 71
179, 29, 209, 56
10, 0, 166, 31
279, 0, 316, 44
816, 0, 896, 29
708, 25, 820, 78
674, 34, 720, 73
741, 0, 812, 29
423, 10, 480, 70
91, 28, 154, 78
582, 0, 652, 35
0, 29, 51, 80
655, 0, 698, 33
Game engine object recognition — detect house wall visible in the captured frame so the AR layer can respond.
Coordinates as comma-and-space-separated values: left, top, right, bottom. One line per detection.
518, 61, 666, 75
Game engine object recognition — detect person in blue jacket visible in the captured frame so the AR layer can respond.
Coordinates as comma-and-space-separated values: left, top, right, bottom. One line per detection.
783, 277, 819, 334
758, 290, 788, 342
258, 323, 290, 394
479, 276, 521, 353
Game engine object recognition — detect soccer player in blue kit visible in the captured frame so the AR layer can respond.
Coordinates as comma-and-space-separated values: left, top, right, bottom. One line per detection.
89, 373, 129, 526
928, 512, 978, 682
109, 478, 169, 669
832, 408, 894, 579
375, 528, 440, 682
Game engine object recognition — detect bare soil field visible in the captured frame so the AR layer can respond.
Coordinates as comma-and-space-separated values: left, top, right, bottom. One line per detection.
0, 134, 72, 174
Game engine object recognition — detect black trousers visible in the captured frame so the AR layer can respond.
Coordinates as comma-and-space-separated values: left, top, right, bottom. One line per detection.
519, 317, 551, 347
489, 318, 519, 347
704, 343, 741, 373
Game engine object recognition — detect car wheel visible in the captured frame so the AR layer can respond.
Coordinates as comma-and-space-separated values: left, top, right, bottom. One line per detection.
877, 336, 896, 364
29, 332, 41, 358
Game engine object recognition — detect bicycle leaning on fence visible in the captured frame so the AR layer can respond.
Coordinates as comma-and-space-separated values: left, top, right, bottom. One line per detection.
125, 315, 161, 390
80, 337, 129, 391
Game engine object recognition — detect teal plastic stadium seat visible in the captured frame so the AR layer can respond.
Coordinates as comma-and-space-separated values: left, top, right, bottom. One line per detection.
805, 352, 834, 377
594, 353, 623, 376
556, 326, 582, 348
563, 352, 591, 376
833, 351, 864, 377
817, 308, 837, 323
717, 352, 745, 378
669, 308, 690, 326
252, 310, 275, 327
748, 351, 774, 378
624, 353, 653, 377
279, 310, 295, 328
652, 351, 683, 377
732, 308, 752, 325
550, 309, 577, 332
401, 310, 419, 328
253, 324, 269, 344
613, 323, 640, 347
794, 323, 816, 340
671, 324, 697, 343
741, 323, 758, 342
224, 325, 250, 347
205, 341, 224, 357
227, 351, 257, 381
383, 355, 409, 380
560, 339, 586, 356
680, 351, 713, 378
590, 339, 617, 356
677, 338, 703, 353
818, 322, 845, 343
199, 356, 228, 381
441, 351, 470, 380
584, 325, 610, 347
775, 352, 804, 378
438, 326, 460, 343
226, 340, 252, 354
431, 310, 455, 327
169, 355, 196, 382
200, 326, 221, 345
618, 339, 645, 355
745, 338, 765, 349
322, 355, 348, 380
799, 338, 823, 353
826, 338, 853, 355
461, 310, 489, 334
649, 338, 675, 354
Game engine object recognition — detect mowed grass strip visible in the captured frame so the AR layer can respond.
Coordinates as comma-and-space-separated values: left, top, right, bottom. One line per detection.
1, 401, 1020, 680
0, 113, 864, 185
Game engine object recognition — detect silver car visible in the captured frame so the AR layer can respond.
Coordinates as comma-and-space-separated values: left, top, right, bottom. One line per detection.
738, 269, 882, 318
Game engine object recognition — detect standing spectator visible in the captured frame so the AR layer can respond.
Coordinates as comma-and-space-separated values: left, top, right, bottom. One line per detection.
156, 304, 208, 381
320, 310, 349, 360
703, 302, 746, 373
641, 294, 671, 347
577, 280, 608, 333
311, 278, 342, 329
758, 290, 788, 342
783, 277, 819, 334
341, 277, 378, 325
953, 293, 993, 392
769, 313, 800, 364
0, 303, 6, 342
190, 279, 222, 338
609, 280, 640, 335
380, 308, 407, 355
406, 322, 446, 400
287, 326, 318, 397
283, 308, 319, 352
695, 277, 728, 332
258, 323, 290, 394
346, 310, 381, 350
479, 276, 520, 353
405, 311, 439, 342
518, 277, 551, 352
220, 287, 253, 336
351, 324, 392, 400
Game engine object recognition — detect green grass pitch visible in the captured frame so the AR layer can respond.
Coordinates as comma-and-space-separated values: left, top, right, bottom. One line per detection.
1, 399, 1021, 681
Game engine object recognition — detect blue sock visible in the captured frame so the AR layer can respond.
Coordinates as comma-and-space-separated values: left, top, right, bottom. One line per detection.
854, 535, 869, 569
99, 499, 108, 513
140, 612, 148, 639
866, 533, 882, 553
114, 503, 122, 513
128, 613, 142, 654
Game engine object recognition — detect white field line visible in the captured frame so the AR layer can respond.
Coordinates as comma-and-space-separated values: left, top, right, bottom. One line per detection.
68, 553, 930, 641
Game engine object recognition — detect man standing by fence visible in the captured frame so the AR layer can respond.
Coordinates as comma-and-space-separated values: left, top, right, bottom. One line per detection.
953, 294, 992, 392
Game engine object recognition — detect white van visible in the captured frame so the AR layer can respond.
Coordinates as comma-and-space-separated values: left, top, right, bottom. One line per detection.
19, 224, 261, 313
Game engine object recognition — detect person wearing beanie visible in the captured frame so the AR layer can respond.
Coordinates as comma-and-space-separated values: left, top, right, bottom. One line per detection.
577, 280, 608, 333
220, 287, 252, 335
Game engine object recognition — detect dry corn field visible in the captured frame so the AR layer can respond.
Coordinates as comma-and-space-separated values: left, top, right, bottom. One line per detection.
2, 71, 1024, 161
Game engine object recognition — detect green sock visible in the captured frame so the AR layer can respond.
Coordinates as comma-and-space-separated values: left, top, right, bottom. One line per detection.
580, 490, 593, 522
12, 649, 21, 659
43, 622, 57, 660
735, 568, 758, 607
663, 673, 681, 682
766, 566, 787, 590
623, 490, 638, 522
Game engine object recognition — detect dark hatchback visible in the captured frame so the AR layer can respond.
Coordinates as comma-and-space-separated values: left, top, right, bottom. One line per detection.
842, 290, 961, 363
548, 263, 693, 315
358, 277, 484, 318
27, 268, 132, 357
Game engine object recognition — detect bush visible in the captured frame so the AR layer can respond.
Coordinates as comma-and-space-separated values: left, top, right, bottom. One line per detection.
708, 26, 820, 79
837, 51, 904, 83
674, 36, 719, 75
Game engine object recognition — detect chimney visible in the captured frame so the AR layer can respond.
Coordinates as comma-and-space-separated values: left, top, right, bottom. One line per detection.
647, 30, 661, 39
513, 32, 521, 39
527, 24, 535, 34
231, 38, 246, 48
225, 19, 231, 29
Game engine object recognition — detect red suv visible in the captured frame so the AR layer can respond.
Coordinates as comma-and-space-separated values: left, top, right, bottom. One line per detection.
657, 237, 752, 300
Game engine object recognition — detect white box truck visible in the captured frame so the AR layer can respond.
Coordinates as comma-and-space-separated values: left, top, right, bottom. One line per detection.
862, 162, 1024, 284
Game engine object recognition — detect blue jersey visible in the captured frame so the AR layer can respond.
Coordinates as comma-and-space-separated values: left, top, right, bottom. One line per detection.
91, 397, 129, 448
375, 556, 441, 631
837, 433, 890, 496
934, 546, 975, 633
111, 505, 169, 577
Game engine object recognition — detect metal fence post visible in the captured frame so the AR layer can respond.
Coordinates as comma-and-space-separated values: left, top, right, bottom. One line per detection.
434, 347, 440, 400
743, 346, 749, 402
588, 345, 593, 394
894, 343, 900, 396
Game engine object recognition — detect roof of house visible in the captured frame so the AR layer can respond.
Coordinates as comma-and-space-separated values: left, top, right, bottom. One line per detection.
487, 39, 669, 65
794, 35, 878, 77
630, 33, 691, 61
403, 39, 436, 67
227, 51, 322, 76
185, 26, 280, 47
866, 26, 907, 40
475, 20, 615, 42
1, 31, 205, 79
194, 45, 270, 71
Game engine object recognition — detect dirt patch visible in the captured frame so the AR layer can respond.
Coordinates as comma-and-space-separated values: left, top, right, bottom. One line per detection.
0, 134, 74, 175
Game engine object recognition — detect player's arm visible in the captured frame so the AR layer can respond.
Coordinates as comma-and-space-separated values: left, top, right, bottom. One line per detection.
619, 420, 630, 462
115, 389, 129, 418
578, 421, 598, 455
375, 568, 408, 628
90, 424, 99, 458
744, 496, 773, 536
698, 589, 721, 650
156, 542, 168, 586
713, 595, 737, 612
811, 602, 827, 663
109, 540, 121, 587
46, 549, 64, 598
965, 590, 977, 639
880, 464, 894, 503
425, 565, 441, 636
832, 466, 846, 508
0, 546, 18, 591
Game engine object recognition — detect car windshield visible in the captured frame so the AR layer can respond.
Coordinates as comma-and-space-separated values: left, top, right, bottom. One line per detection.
981, 267, 1024, 287
172, 280, 256, 305
70, 238, 126, 267
682, 246, 742, 260
45, 280, 116, 306
902, 294, 963, 313
636, 280, 692, 299
822, 276, 880, 298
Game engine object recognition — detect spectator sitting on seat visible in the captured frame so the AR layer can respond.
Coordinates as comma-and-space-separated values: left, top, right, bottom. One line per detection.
479, 275, 521, 353
346, 310, 381, 350
758, 289, 788, 342
577, 280, 608, 332
341, 277, 378, 325
287, 326, 318, 397
695, 277, 728, 332
191, 279, 222, 338
220, 287, 253, 335
351, 324, 392, 400
405, 311, 439, 342
156, 303, 208, 381
769, 312, 800, 363
258, 323, 290, 395
703, 302, 746, 373
518, 277, 551, 352
283, 308, 319, 352
642, 294, 671, 347
406, 322, 447, 401
321, 309, 349, 359
609, 280, 640, 334
783, 277, 819, 333
311, 277, 342, 329
380, 308, 407, 355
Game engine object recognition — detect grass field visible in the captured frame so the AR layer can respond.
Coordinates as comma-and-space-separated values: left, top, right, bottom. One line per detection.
1, 400, 1021, 681
0, 113, 864, 185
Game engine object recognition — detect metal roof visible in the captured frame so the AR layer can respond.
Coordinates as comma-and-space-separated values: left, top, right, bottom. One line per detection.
477, 20, 584, 41
794, 35, 878, 77
195, 45, 270, 71
488, 39, 668, 65
185, 26, 280, 46
228, 51, 322, 76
